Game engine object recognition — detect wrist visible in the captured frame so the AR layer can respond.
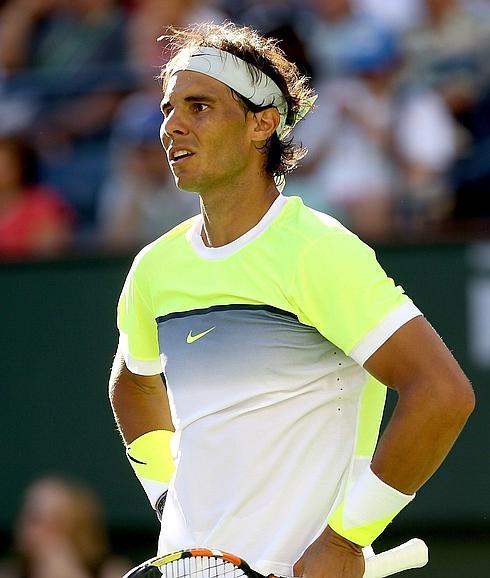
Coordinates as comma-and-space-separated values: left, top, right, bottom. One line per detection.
325, 525, 364, 554
329, 466, 415, 546
126, 429, 175, 510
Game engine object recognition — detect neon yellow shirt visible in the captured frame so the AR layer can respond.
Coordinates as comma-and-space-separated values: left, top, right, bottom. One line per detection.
118, 195, 421, 575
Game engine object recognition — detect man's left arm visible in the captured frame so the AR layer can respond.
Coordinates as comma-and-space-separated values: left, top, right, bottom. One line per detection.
294, 315, 475, 578
364, 314, 475, 492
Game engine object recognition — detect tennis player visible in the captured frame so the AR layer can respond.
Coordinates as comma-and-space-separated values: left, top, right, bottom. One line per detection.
109, 22, 475, 578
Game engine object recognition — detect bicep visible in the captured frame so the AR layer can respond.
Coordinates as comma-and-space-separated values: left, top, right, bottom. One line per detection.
110, 345, 165, 393
109, 345, 174, 443
364, 316, 471, 398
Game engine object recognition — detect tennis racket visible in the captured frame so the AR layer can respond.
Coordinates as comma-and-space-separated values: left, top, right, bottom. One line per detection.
122, 539, 428, 578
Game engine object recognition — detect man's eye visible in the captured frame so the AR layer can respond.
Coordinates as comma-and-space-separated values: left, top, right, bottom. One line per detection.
193, 103, 208, 112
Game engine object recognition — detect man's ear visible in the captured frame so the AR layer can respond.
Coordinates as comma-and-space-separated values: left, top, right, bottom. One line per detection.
249, 107, 280, 142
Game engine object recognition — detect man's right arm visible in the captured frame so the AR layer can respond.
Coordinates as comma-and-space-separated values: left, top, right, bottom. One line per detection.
109, 345, 175, 517
109, 345, 174, 444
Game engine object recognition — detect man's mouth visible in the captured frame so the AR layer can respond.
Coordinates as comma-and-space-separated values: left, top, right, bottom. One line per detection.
170, 150, 194, 164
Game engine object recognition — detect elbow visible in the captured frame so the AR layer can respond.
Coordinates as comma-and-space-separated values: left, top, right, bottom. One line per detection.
437, 377, 475, 428
456, 379, 476, 421
401, 374, 475, 428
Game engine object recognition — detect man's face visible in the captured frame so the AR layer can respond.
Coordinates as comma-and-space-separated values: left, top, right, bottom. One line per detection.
160, 71, 256, 194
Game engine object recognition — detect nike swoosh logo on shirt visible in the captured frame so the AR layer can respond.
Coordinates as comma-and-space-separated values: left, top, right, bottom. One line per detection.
127, 454, 146, 465
186, 327, 215, 344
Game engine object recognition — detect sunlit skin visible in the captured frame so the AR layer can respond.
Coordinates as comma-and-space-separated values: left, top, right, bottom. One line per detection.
159, 71, 280, 247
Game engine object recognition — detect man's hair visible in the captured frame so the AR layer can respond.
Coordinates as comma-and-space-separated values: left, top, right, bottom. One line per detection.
158, 21, 315, 180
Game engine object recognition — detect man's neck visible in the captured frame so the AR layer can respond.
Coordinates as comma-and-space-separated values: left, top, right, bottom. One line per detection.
199, 179, 280, 248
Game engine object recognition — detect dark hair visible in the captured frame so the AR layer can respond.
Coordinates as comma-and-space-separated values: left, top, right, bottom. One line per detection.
158, 21, 315, 180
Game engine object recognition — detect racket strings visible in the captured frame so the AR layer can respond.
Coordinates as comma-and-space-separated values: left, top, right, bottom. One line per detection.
162, 557, 247, 578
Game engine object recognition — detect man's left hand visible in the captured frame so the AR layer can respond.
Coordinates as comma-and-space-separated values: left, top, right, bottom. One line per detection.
293, 526, 365, 578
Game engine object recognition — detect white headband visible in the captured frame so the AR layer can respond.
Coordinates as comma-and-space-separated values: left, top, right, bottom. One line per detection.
168, 46, 291, 136
166, 46, 317, 190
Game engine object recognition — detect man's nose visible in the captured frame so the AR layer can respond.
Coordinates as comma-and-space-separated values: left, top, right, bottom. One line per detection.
162, 109, 188, 137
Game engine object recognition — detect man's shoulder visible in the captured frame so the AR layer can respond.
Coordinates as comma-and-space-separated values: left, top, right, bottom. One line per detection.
280, 196, 355, 245
278, 196, 376, 270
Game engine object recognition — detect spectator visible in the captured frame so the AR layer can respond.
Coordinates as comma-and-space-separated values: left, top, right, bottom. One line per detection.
401, 1, 490, 232
0, 135, 74, 260
449, 86, 490, 226
288, 20, 456, 239
0, 476, 132, 578
0, 0, 131, 236
303, 0, 385, 81
97, 94, 199, 252
353, 0, 424, 32
402, 0, 490, 122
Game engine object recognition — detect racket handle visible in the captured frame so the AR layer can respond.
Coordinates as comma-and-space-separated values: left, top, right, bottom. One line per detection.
363, 538, 429, 577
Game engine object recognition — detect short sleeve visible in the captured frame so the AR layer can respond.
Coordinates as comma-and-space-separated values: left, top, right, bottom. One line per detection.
292, 231, 422, 365
117, 261, 163, 375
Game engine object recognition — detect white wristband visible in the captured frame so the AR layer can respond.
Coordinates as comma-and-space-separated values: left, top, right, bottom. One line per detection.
345, 467, 415, 526
329, 466, 415, 546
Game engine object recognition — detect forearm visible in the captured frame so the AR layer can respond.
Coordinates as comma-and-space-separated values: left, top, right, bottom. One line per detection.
329, 317, 475, 547
371, 376, 474, 494
109, 347, 175, 511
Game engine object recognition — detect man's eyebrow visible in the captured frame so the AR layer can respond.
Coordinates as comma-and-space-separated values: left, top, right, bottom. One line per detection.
184, 94, 217, 104
160, 94, 217, 111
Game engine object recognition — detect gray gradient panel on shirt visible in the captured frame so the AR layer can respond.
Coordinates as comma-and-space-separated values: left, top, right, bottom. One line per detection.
156, 304, 361, 421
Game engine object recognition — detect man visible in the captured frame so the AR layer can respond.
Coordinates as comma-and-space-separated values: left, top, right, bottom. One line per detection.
109, 22, 475, 578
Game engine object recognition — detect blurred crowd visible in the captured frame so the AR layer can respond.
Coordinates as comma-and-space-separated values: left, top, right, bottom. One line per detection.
0, 0, 489, 260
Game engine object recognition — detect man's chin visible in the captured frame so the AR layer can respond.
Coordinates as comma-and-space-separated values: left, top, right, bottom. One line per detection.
173, 175, 200, 194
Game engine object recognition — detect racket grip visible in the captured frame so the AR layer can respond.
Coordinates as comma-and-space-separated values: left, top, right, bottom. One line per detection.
363, 538, 429, 578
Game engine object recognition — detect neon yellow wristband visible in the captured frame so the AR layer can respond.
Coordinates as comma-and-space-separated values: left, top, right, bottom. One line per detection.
329, 467, 415, 546
126, 429, 175, 509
